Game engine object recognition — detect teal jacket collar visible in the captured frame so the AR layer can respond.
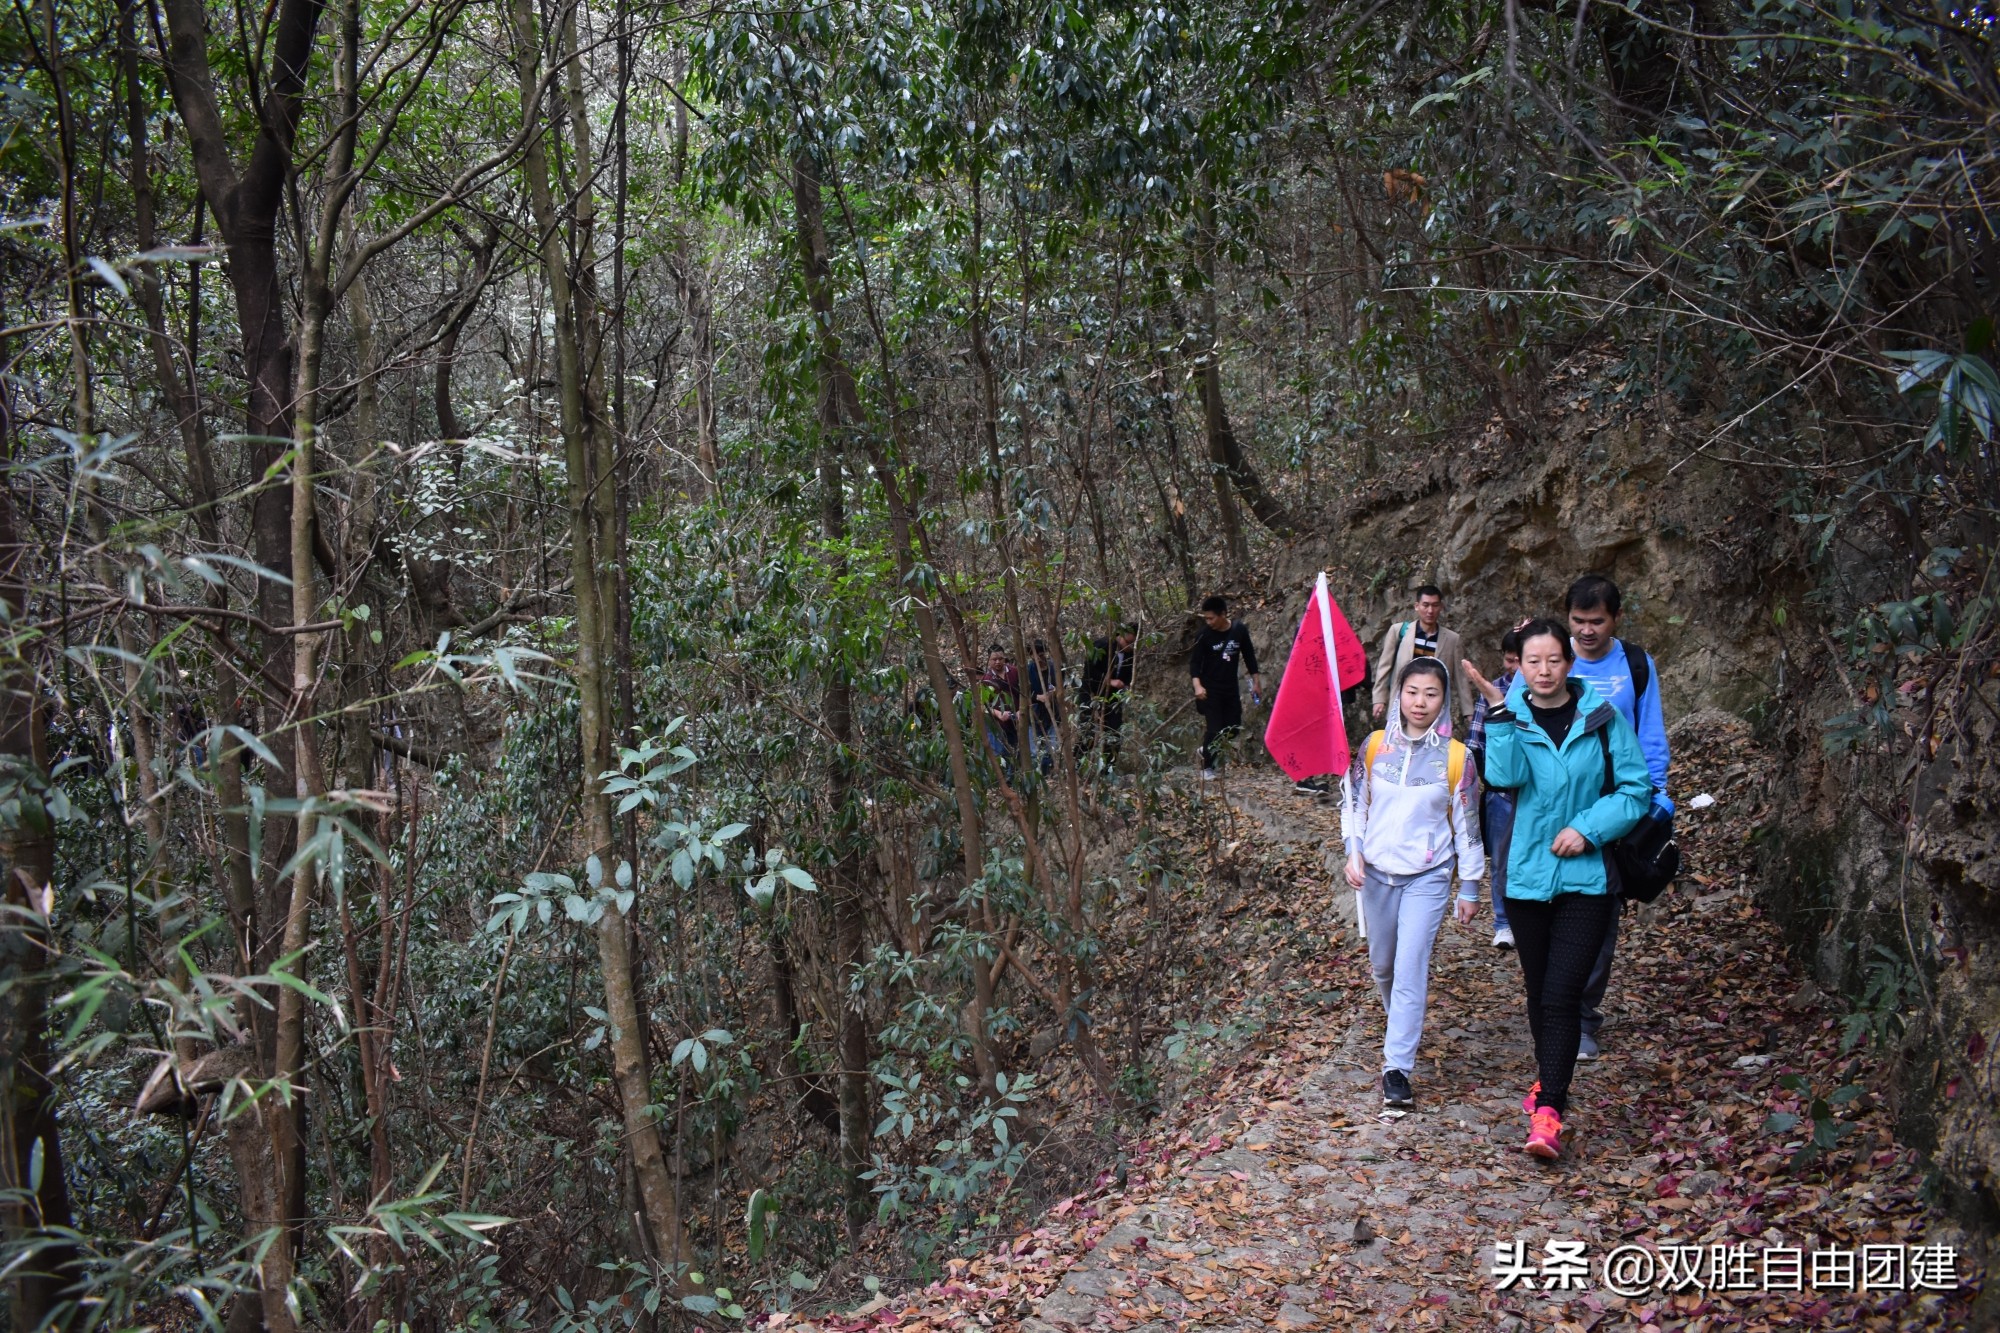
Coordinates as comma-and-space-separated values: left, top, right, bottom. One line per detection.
1503, 676, 1618, 749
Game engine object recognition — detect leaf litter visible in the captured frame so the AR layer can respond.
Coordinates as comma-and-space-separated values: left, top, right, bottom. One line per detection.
761, 712, 1980, 1330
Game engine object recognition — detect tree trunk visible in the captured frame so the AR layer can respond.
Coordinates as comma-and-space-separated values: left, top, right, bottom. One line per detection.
765, 919, 839, 1131
670, 55, 720, 499
0, 418, 76, 1331
433, 230, 497, 445
155, 5, 327, 1312
340, 253, 396, 1327
816, 355, 873, 1240
158, 0, 320, 693
511, 0, 694, 1278
1193, 197, 1294, 549
120, 0, 222, 551
791, 143, 887, 1222
255, 2, 366, 1317
678, 253, 722, 499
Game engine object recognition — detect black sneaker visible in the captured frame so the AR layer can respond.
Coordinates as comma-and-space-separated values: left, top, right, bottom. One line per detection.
1293, 776, 1331, 797
1382, 1069, 1414, 1108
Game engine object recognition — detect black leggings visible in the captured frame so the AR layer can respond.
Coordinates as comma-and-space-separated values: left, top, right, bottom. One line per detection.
1504, 891, 1617, 1115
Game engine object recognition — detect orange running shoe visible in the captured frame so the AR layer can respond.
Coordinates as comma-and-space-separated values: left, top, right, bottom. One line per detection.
1522, 1081, 1541, 1114
1525, 1106, 1563, 1159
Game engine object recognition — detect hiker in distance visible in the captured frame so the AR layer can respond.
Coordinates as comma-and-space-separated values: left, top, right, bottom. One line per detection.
1189, 595, 1263, 781
980, 643, 1022, 768
1464, 620, 1650, 1159
1025, 639, 1062, 776
1371, 585, 1471, 731
1081, 623, 1136, 769
1565, 575, 1673, 1061
1341, 657, 1486, 1109
1467, 621, 1532, 951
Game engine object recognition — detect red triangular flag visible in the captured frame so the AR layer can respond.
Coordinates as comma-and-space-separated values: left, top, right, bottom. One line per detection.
1263, 572, 1367, 780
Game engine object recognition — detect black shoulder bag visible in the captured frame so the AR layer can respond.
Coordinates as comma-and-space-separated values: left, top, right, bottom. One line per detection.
1595, 727, 1681, 903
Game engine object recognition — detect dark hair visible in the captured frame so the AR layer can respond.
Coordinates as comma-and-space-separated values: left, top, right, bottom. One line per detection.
1396, 657, 1450, 692
1499, 626, 1526, 657
1200, 594, 1228, 615
1415, 584, 1444, 602
1032, 638, 1049, 654
1565, 574, 1622, 616
986, 642, 1008, 657
1516, 617, 1576, 661
1118, 621, 1138, 637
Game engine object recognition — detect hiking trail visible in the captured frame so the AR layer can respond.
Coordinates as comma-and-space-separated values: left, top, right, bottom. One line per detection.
771, 713, 1977, 1331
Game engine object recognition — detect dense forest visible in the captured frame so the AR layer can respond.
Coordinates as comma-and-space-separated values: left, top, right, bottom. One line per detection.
0, 0, 1995, 1326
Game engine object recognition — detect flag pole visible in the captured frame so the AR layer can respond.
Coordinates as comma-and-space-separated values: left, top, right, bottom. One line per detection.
1316, 571, 1365, 941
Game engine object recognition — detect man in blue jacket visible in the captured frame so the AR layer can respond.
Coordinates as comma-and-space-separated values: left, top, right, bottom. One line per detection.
1565, 575, 1672, 1060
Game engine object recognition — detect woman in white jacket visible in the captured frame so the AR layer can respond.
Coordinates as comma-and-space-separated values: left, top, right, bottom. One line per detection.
1342, 657, 1487, 1108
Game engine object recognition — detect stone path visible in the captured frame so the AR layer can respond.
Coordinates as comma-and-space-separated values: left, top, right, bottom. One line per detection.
1020, 801, 1592, 1331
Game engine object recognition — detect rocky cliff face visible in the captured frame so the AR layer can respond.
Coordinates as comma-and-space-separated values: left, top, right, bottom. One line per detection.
1751, 662, 2000, 1299
1273, 364, 1792, 713
1910, 681, 2000, 1261
1259, 368, 1998, 1285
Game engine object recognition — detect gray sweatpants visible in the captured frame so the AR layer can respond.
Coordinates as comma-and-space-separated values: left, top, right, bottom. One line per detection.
1360, 863, 1455, 1074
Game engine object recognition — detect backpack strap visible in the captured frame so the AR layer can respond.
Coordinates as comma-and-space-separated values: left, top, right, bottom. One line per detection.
1618, 638, 1651, 710
1595, 722, 1637, 898
1354, 729, 1387, 823
1444, 738, 1467, 840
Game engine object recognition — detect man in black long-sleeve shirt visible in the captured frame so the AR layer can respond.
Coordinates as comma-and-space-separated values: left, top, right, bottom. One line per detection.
1189, 595, 1263, 779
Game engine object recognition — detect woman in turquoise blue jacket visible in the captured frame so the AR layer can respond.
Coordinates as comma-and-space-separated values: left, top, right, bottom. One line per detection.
1465, 618, 1651, 1160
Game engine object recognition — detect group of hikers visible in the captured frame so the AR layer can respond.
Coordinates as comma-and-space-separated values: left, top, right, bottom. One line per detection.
969, 573, 1671, 1161
1190, 576, 1672, 1161
976, 627, 1137, 776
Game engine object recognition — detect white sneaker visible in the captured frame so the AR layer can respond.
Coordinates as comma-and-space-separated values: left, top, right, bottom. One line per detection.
1199, 768, 1219, 782
1492, 926, 1516, 950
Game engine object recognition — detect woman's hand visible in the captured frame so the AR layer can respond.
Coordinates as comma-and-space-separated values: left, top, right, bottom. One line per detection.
1550, 827, 1591, 857
1454, 897, 1480, 925
1344, 854, 1366, 889
1462, 660, 1507, 707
